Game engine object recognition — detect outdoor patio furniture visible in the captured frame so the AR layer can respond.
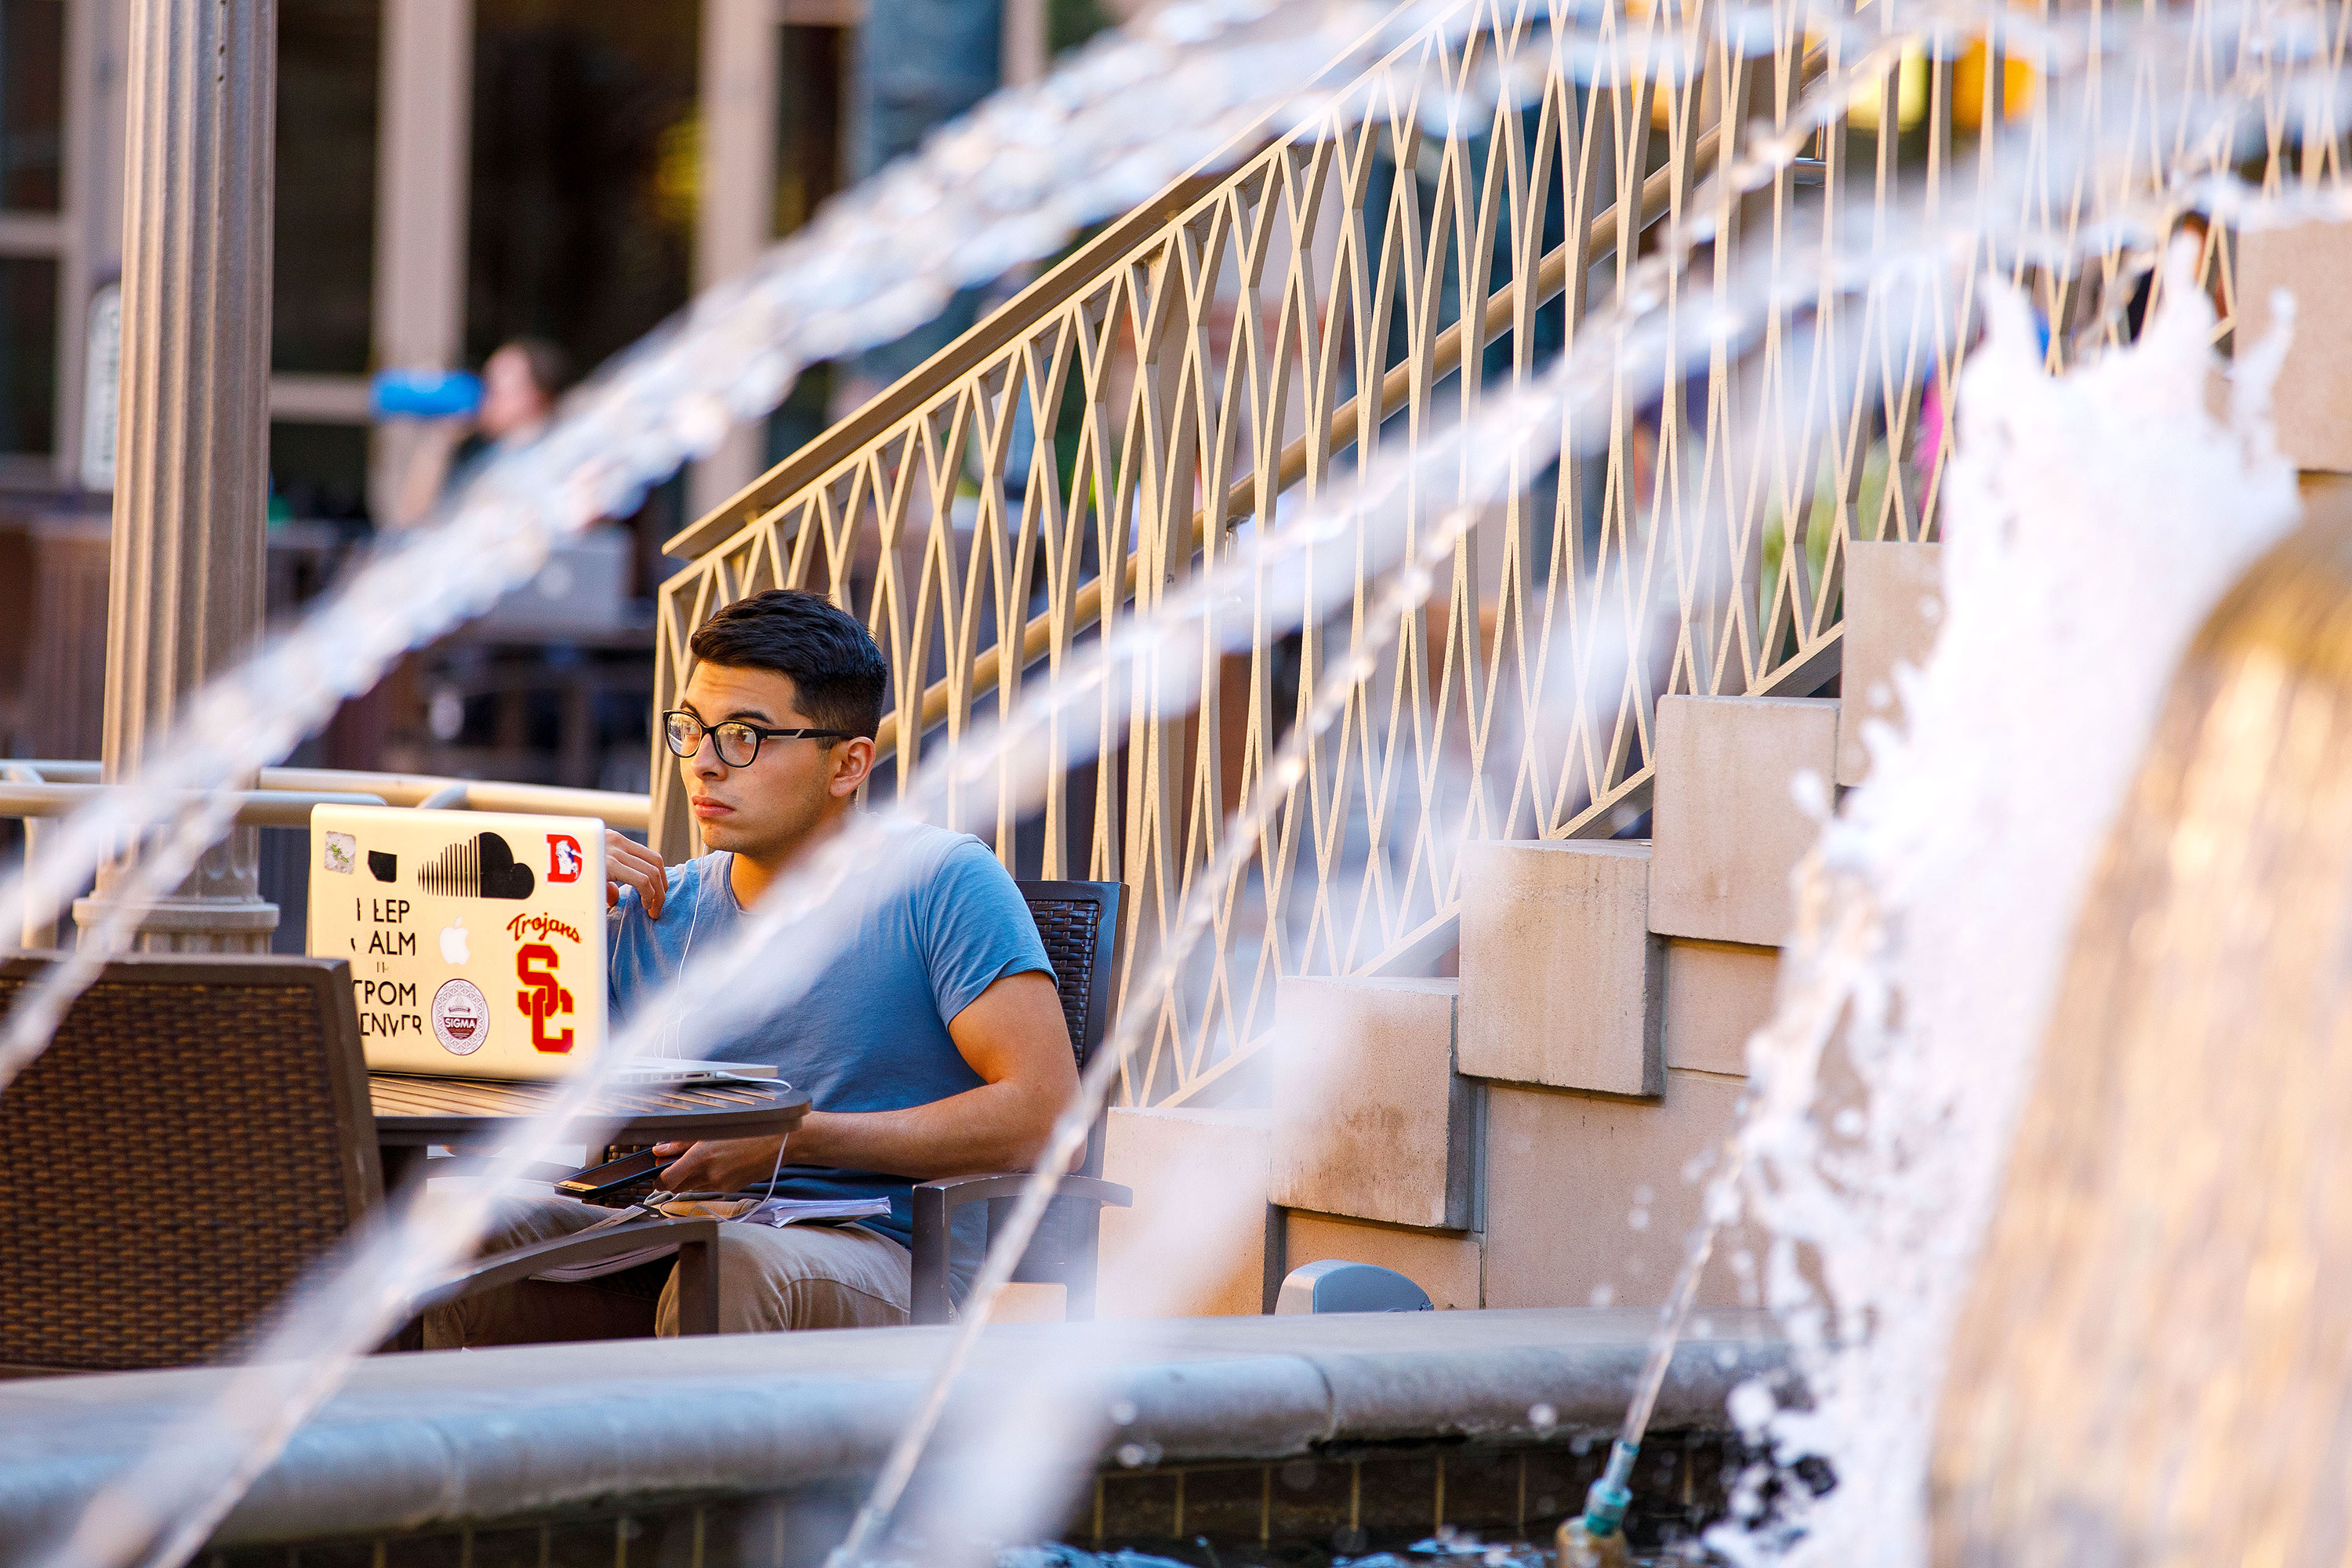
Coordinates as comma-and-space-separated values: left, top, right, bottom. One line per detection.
909, 880, 1134, 1324
0, 953, 727, 1374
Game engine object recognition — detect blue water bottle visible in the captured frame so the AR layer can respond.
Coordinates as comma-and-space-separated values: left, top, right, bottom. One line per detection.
372, 368, 483, 419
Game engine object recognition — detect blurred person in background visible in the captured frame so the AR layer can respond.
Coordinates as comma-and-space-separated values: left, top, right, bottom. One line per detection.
392, 337, 571, 527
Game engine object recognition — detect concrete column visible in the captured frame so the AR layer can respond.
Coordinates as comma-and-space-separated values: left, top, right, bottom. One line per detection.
1003, 0, 1047, 87
74, 0, 280, 953
686, 0, 782, 520
367, 0, 474, 524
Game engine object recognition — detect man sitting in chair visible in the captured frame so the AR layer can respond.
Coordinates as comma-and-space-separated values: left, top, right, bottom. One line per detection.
426, 589, 1076, 1341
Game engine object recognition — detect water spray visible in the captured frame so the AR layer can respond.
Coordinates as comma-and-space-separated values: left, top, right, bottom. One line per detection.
11, 1, 2340, 1563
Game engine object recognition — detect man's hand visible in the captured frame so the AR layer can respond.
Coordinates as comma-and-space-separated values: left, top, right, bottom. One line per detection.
654, 1134, 786, 1193
606, 829, 667, 919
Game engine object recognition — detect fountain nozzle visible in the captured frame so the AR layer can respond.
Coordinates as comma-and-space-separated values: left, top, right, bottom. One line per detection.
1556, 1439, 1639, 1567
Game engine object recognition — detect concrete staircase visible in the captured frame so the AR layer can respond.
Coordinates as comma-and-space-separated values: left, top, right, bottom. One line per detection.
1098, 540, 1944, 1317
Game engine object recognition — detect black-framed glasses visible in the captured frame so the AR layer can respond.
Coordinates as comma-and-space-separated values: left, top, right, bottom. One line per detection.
662, 710, 855, 768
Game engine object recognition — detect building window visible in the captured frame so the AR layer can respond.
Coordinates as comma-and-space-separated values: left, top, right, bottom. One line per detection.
773, 24, 844, 239
466, 0, 700, 376
0, 0, 64, 213
275, 0, 382, 377
767, 22, 847, 463
270, 420, 371, 526
2, 0, 66, 468
0, 256, 56, 456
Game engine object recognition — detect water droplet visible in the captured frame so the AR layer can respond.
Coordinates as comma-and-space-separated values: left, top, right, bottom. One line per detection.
1727, 1378, 1776, 1431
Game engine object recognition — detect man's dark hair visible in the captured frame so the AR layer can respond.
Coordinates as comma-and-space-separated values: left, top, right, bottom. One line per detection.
688, 589, 889, 740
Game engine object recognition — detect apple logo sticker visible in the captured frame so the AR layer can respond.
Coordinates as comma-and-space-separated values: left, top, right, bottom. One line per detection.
439, 917, 470, 965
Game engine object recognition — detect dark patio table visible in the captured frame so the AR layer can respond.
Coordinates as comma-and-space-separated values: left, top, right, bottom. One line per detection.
370, 1072, 811, 1194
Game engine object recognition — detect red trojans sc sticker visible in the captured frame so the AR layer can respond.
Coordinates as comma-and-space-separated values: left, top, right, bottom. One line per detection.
515, 942, 575, 1053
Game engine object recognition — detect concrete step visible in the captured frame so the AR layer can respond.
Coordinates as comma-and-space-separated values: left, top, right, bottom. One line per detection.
1098, 1101, 1491, 1316
1839, 538, 1945, 786
1457, 838, 1662, 1096
1459, 837, 1779, 1084
1269, 976, 1477, 1232
2240, 218, 2352, 471
1130, 674, 1896, 1318
1098, 1106, 1278, 1319
1454, 837, 1773, 1308
1650, 693, 1838, 947
1480, 1067, 1750, 1311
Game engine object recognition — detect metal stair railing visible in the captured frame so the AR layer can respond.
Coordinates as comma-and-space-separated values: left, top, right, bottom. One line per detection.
653, 0, 2288, 1108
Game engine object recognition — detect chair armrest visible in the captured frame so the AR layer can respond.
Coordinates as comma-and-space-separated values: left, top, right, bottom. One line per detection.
411, 1217, 724, 1336
909, 1174, 1134, 1325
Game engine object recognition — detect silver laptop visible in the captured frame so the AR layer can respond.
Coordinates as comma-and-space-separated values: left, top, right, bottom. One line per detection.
310, 804, 782, 1084
310, 804, 612, 1080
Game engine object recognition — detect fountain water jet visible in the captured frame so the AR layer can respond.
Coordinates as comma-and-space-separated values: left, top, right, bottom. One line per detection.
1933, 486, 2352, 1567
1700, 259, 2303, 1567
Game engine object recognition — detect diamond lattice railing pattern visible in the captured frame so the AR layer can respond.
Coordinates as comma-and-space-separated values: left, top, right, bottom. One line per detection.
655, 0, 2339, 1107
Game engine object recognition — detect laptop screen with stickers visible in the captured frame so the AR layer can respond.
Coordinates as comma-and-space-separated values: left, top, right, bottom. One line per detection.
309, 805, 609, 1080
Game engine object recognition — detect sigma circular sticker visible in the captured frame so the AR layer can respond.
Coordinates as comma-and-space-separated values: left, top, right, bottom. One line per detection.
431, 978, 489, 1055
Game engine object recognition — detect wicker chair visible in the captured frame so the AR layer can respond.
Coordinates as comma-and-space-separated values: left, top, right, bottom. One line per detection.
908, 880, 1134, 1325
0, 953, 720, 1375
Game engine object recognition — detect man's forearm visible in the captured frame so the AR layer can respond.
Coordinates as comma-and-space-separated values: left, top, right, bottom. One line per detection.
784, 1080, 1060, 1178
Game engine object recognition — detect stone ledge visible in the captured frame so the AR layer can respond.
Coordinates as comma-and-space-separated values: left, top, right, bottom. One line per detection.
0, 1310, 1785, 1551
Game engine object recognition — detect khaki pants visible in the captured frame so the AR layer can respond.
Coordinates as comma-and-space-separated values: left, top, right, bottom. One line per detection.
423, 1192, 913, 1347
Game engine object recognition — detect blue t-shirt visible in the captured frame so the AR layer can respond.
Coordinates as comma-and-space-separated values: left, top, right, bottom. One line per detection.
607, 819, 1053, 1281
